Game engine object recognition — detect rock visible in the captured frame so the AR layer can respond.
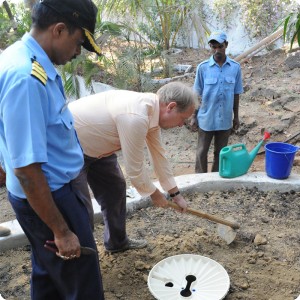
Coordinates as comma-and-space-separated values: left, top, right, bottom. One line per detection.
247, 258, 257, 264
134, 260, 148, 270
294, 157, 300, 166
281, 113, 296, 125
101, 261, 112, 269
283, 100, 300, 113
243, 83, 251, 92
238, 232, 255, 243
115, 293, 123, 298
236, 281, 250, 290
269, 95, 298, 108
261, 217, 269, 223
250, 87, 281, 100
254, 234, 267, 245
164, 235, 174, 242
257, 252, 264, 258
285, 51, 300, 70
195, 228, 207, 236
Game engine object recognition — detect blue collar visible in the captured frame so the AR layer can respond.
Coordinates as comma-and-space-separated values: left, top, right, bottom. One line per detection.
22, 33, 58, 81
208, 55, 231, 67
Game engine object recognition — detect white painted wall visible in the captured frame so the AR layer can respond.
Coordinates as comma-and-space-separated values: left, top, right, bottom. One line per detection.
176, 0, 293, 56
67, 76, 116, 101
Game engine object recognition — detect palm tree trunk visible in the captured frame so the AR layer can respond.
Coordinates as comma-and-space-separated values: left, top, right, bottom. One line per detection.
3, 1, 14, 21
3, 1, 17, 30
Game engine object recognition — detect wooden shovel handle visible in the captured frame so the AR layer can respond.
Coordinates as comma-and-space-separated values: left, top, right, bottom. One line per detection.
168, 202, 240, 229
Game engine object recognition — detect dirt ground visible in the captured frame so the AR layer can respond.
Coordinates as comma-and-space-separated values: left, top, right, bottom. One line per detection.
0, 46, 300, 300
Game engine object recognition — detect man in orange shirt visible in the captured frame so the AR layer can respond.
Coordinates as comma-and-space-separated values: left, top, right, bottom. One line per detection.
70, 82, 196, 253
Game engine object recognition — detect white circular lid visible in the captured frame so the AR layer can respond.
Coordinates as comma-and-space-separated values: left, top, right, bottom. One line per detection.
148, 254, 230, 300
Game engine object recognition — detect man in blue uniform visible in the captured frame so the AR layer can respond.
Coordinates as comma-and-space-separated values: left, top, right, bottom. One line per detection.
192, 30, 244, 173
0, 0, 104, 299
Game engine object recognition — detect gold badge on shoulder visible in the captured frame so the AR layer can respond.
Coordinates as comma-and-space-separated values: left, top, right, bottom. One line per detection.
31, 59, 47, 86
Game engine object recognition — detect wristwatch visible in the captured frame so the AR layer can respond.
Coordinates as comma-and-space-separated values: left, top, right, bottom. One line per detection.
169, 191, 180, 198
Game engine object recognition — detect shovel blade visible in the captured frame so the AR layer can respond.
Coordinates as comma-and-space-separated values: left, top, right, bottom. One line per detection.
217, 217, 237, 244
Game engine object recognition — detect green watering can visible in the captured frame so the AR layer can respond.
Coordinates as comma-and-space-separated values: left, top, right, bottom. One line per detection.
219, 132, 271, 178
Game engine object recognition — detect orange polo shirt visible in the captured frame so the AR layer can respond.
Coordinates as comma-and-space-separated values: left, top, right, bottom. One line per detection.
69, 90, 176, 197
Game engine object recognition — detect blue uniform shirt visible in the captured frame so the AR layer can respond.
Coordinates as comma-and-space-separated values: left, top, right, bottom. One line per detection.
193, 55, 244, 131
0, 33, 83, 197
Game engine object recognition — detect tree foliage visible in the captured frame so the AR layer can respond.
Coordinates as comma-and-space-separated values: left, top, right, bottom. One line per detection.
279, 7, 300, 49
2, 0, 299, 95
98, 0, 204, 51
0, 1, 31, 48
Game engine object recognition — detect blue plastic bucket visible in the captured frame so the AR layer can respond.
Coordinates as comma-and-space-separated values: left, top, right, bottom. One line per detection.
265, 142, 299, 179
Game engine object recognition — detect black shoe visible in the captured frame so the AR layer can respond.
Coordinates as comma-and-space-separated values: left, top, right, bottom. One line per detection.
106, 238, 147, 253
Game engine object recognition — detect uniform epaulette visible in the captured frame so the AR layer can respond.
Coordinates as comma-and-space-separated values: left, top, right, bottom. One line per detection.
31, 58, 47, 86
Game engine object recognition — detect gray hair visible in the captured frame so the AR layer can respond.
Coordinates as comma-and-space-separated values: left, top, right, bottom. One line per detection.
157, 82, 197, 112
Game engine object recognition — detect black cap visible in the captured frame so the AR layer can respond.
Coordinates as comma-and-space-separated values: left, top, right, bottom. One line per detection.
40, 0, 101, 55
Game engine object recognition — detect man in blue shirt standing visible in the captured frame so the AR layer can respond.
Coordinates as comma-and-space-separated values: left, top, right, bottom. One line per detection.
192, 30, 244, 173
0, 0, 104, 299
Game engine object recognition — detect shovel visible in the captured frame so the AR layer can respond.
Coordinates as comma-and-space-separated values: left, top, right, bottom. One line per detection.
168, 202, 240, 244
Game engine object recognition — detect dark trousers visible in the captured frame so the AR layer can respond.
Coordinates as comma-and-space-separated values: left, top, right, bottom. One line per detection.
195, 128, 231, 173
8, 183, 104, 300
72, 154, 128, 251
